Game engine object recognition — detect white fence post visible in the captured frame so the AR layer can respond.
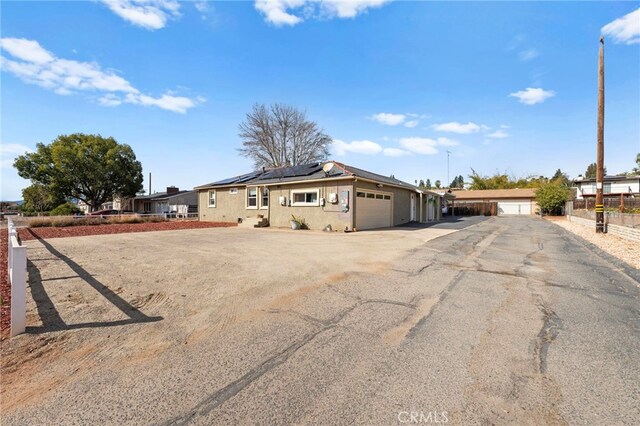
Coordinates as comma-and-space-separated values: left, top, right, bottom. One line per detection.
7, 218, 27, 337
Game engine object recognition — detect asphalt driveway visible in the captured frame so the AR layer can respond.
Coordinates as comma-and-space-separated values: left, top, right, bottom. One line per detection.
1, 216, 638, 424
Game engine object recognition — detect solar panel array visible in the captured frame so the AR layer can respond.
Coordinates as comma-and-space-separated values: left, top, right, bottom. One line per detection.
212, 170, 264, 185
255, 163, 323, 180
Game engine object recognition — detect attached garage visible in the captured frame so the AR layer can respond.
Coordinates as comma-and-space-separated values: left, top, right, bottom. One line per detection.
355, 189, 392, 230
450, 188, 538, 216
498, 200, 532, 215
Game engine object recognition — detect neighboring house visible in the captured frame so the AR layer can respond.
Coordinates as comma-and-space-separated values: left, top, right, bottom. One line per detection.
76, 199, 114, 213
452, 188, 538, 215
131, 187, 198, 215
572, 175, 640, 200
195, 161, 446, 230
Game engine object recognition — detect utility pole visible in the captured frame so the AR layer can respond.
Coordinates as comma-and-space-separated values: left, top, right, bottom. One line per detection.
446, 150, 451, 188
595, 36, 605, 233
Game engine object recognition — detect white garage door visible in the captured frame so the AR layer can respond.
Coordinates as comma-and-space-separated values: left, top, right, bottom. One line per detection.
498, 201, 532, 215
355, 190, 392, 230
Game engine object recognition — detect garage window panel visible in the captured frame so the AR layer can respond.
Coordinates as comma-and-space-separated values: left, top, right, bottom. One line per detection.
292, 190, 320, 206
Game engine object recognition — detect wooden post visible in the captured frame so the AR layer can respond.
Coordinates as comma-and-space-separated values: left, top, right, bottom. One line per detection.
620, 193, 624, 213
595, 36, 605, 233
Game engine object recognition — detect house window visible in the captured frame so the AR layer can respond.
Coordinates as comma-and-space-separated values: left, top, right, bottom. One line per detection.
143, 201, 151, 212
261, 188, 269, 209
208, 190, 216, 207
604, 183, 611, 194
229, 188, 238, 195
291, 190, 319, 206
247, 187, 258, 208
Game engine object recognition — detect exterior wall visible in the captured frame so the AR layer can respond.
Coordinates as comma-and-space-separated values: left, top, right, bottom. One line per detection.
268, 181, 354, 230
574, 179, 640, 199
354, 180, 419, 226
199, 187, 259, 223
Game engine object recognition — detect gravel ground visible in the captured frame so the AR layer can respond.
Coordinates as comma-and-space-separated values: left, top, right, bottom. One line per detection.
546, 217, 640, 270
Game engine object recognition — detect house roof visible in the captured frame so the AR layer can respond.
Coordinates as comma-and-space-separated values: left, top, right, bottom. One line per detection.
452, 188, 537, 200
194, 161, 440, 195
135, 190, 196, 201
573, 175, 639, 183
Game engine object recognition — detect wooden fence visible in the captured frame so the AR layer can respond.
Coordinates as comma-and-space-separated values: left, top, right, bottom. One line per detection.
573, 197, 640, 210
452, 202, 497, 216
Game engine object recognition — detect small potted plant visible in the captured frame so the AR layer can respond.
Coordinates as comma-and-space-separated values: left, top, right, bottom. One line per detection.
290, 214, 306, 230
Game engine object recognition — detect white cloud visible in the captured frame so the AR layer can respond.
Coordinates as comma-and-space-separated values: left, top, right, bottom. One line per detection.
399, 137, 438, 155
0, 143, 32, 169
404, 120, 418, 128
371, 112, 406, 126
0, 38, 54, 64
500, 124, 510, 129
487, 130, 509, 139
602, 8, 640, 45
101, 0, 181, 30
431, 122, 482, 134
195, 1, 210, 13
383, 148, 411, 157
509, 87, 555, 105
332, 139, 382, 155
0, 38, 202, 114
98, 93, 122, 107
435, 137, 459, 146
519, 48, 539, 61
255, 0, 391, 26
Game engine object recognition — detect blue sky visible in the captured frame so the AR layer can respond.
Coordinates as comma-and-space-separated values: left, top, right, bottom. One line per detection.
1, 1, 639, 200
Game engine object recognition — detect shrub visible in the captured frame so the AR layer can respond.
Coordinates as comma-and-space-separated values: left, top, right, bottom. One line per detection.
535, 183, 571, 215
49, 202, 81, 216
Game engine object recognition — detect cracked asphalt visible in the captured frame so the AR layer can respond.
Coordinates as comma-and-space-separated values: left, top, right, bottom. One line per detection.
2, 216, 638, 424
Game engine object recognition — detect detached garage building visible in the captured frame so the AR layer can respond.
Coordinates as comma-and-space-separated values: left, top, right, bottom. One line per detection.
195, 161, 445, 230
452, 188, 538, 216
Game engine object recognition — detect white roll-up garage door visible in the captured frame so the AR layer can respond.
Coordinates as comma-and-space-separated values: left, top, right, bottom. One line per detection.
355, 189, 392, 230
498, 201, 532, 215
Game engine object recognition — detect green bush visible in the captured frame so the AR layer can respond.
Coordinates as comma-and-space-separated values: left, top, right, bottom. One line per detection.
535, 183, 571, 215
49, 202, 81, 216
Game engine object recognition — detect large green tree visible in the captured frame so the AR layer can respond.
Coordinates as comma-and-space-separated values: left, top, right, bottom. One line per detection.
14, 134, 143, 212
551, 169, 570, 187
535, 182, 571, 215
584, 162, 606, 179
468, 169, 542, 190
21, 183, 65, 214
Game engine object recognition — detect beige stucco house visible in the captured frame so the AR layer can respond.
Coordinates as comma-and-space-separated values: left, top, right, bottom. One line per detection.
194, 161, 446, 231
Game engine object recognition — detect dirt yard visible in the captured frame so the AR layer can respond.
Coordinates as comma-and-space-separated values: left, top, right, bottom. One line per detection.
0, 225, 455, 416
